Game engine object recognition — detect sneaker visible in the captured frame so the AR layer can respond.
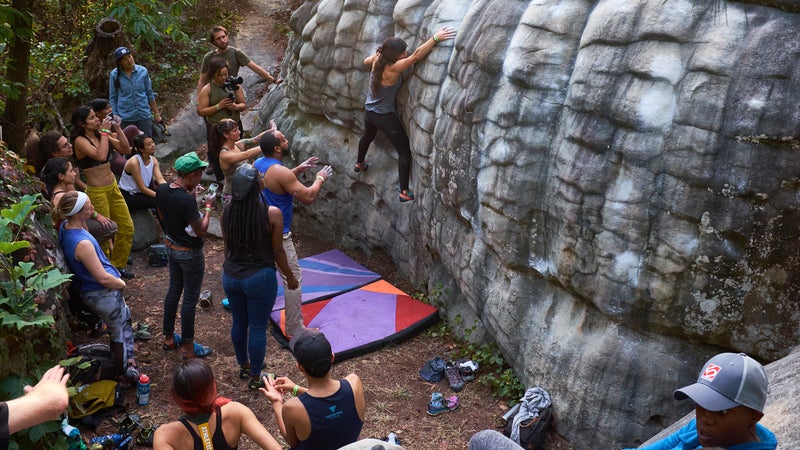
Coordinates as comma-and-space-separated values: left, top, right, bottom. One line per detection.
399, 189, 415, 202
248, 375, 266, 390
118, 268, 135, 279
239, 362, 267, 380
444, 362, 465, 392
354, 162, 369, 173
427, 392, 459, 416
456, 358, 479, 382
134, 322, 151, 341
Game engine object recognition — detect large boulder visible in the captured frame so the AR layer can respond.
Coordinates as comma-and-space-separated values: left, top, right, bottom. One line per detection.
256, 0, 800, 448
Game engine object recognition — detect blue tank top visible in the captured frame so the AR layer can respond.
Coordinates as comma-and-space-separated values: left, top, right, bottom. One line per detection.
295, 379, 362, 450
365, 75, 401, 114
253, 157, 294, 233
59, 225, 120, 291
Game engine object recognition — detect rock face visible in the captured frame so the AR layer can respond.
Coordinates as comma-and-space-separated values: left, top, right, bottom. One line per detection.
256, 0, 800, 447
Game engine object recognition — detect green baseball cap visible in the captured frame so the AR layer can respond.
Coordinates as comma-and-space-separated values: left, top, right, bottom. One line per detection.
174, 151, 208, 174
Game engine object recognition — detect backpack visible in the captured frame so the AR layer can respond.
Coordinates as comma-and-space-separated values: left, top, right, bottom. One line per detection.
502, 405, 554, 450
68, 380, 119, 418
68, 343, 119, 385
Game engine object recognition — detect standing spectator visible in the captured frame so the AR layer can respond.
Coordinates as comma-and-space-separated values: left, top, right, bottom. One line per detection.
0, 365, 70, 450
118, 134, 166, 211
254, 130, 333, 338
89, 97, 137, 177
195, 25, 281, 97
40, 157, 117, 243
260, 329, 365, 450
154, 152, 213, 359
210, 118, 272, 203
109, 46, 162, 139
197, 57, 246, 183
55, 191, 138, 382
221, 164, 297, 390
153, 360, 282, 450
357, 27, 456, 202
71, 105, 135, 279
625, 352, 777, 449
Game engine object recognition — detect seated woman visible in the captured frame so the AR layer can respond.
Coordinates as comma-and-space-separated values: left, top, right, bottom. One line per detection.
40, 157, 117, 243
118, 134, 166, 211
25, 130, 87, 191
153, 359, 282, 450
54, 191, 137, 383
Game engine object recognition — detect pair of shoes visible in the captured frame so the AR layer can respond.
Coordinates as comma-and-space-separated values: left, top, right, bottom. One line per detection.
353, 162, 369, 173
117, 414, 142, 434
419, 356, 446, 383
182, 341, 213, 359
444, 362, 465, 392
455, 358, 479, 382
427, 392, 459, 416
399, 189, 415, 202
118, 268, 135, 279
134, 322, 151, 341
198, 290, 213, 309
163, 332, 181, 351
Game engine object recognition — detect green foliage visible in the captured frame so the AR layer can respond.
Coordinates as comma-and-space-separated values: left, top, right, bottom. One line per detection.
26, 41, 90, 127
108, 0, 197, 48
0, 194, 72, 331
0, 373, 69, 449
461, 341, 526, 402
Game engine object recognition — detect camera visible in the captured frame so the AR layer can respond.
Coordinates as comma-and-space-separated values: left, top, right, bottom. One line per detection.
222, 76, 243, 99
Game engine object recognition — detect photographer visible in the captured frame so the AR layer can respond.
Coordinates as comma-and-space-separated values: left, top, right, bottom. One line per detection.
197, 57, 246, 183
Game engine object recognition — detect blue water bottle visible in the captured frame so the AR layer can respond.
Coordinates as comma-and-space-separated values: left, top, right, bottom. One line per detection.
137, 373, 150, 405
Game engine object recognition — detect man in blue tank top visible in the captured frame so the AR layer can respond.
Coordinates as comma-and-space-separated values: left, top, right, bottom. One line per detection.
260, 329, 365, 450
254, 130, 333, 339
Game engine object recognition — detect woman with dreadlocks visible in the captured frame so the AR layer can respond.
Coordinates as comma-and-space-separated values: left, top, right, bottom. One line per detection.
153, 359, 282, 450
221, 164, 297, 390
356, 27, 456, 202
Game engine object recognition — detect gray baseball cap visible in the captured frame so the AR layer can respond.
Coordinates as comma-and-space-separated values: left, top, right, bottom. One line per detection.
674, 352, 768, 412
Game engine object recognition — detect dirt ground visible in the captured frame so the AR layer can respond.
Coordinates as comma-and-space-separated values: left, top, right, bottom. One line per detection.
75, 0, 574, 448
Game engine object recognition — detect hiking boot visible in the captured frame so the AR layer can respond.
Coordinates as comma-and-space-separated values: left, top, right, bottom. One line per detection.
444, 362, 465, 392
456, 358, 479, 382
427, 392, 459, 416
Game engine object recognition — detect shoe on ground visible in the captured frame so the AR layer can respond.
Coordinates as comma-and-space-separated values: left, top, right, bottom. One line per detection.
354, 162, 369, 173
456, 358, 479, 382
118, 268, 135, 279
134, 322, 152, 341
399, 189, 415, 202
239, 362, 267, 380
186, 342, 213, 359
445, 362, 465, 392
136, 425, 157, 446
419, 356, 446, 383
248, 374, 266, 390
427, 392, 459, 416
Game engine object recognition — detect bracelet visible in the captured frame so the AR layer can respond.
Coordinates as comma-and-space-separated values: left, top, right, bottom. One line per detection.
203, 207, 211, 212
100, 128, 110, 133
292, 385, 299, 396
316, 175, 325, 183
433, 34, 440, 43
91, 211, 98, 219
215, 104, 221, 111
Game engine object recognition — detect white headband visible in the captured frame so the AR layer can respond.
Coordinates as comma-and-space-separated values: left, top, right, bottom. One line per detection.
65, 192, 88, 217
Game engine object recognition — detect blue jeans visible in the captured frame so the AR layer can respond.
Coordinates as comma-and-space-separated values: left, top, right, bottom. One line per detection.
163, 244, 205, 344
223, 267, 277, 378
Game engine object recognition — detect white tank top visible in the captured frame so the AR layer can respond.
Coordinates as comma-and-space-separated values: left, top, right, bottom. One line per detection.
119, 154, 154, 194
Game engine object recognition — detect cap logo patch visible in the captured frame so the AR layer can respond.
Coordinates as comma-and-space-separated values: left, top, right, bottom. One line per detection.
701, 363, 721, 382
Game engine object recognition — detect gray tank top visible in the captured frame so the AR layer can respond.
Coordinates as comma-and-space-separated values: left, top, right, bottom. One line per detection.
365, 75, 401, 114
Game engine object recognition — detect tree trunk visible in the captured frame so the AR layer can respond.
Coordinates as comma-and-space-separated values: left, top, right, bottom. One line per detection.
0, 0, 33, 154
84, 17, 129, 99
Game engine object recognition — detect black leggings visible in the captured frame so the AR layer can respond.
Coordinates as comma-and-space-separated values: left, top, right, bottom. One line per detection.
357, 110, 412, 191
121, 189, 156, 211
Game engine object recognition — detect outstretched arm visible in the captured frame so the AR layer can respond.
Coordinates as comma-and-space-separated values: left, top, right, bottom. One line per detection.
5, 365, 69, 434
393, 27, 456, 72
246, 61, 281, 84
